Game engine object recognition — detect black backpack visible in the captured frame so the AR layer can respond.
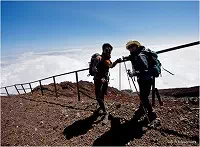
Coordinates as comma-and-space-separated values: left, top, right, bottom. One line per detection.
88, 53, 101, 76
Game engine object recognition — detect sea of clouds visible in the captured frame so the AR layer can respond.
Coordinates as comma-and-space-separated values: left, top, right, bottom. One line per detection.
1, 44, 199, 95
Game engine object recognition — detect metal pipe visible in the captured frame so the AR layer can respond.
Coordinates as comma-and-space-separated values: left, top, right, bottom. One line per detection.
152, 77, 155, 107
155, 88, 163, 106
75, 72, 80, 101
21, 84, 26, 93
119, 63, 121, 90
156, 41, 199, 54
29, 83, 33, 94
14, 85, 20, 95
5, 87, 9, 96
53, 76, 58, 97
39, 80, 43, 96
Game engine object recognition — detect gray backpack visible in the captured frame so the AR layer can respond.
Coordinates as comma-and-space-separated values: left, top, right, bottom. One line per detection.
142, 49, 162, 77
89, 53, 101, 76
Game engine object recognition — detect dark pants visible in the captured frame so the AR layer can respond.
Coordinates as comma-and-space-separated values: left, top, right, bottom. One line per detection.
134, 79, 153, 119
94, 79, 108, 113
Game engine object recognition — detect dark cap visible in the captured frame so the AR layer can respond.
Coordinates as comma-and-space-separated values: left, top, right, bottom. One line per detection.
102, 43, 113, 50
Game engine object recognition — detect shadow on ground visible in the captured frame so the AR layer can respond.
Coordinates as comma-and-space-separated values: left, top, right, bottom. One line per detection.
63, 111, 101, 140
93, 114, 146, 146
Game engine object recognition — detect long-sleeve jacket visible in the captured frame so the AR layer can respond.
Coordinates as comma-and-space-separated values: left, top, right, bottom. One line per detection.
124, 48, 153, 81
94, 54, 119, 81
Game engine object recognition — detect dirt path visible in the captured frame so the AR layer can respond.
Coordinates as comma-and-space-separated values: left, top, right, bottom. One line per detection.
1, 91, 199, 146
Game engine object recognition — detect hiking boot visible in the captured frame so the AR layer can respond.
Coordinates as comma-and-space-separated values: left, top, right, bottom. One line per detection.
148, 118, 161, 129
131, 114, 140, 122
131, 109, 144, 122
139, 112, 157, 126
93, 106, 101, 115
148, 112, 157, 122
102, 113, 109, 125
102, 111, 108, 116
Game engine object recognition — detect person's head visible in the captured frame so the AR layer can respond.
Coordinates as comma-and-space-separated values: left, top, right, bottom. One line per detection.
126, 40, 142, 54
102, 43, 113, 59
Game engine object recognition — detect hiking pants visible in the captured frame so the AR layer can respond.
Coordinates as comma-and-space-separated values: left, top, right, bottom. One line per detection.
135, 79, 153, 118
94, 79, 108, 113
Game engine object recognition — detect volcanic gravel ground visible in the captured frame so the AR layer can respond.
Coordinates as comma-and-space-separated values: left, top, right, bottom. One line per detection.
1, 81, 199, 146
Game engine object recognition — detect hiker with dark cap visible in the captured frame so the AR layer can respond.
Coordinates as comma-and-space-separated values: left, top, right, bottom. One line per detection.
89, 43, 121, 118
123, 40, 159, 123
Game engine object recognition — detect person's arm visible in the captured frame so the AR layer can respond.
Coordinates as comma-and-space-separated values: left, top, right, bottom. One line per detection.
137, 53, 148, 73
110, 58, 122, 68
122, 55, 131, 62
103, 58, 122, 68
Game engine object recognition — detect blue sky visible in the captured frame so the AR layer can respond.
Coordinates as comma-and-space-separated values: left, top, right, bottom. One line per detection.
1, 1, 199, 56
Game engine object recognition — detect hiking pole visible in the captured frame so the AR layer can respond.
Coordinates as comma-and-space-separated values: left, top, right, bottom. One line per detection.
162, 67, 174, 75
122, 57, 132, 90
129, 75, 151, 125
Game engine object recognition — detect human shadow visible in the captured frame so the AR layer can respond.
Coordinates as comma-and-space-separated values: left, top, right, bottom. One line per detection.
63, 111, 102, 140
93, 114, 146, 146
156, 127, 199, 143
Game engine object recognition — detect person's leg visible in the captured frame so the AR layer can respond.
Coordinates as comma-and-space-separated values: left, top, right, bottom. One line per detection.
95, 80, 107, 114
140, 79, 157, 122
132, 80, 146, 120
94, 80, 101, 112
133, 104, 145, 120
101, 82, 108, 114
137, 79, 154, 119
141, 80, 153, 113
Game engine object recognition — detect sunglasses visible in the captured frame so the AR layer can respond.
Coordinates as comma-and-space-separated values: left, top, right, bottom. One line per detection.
127, 44, 137, 50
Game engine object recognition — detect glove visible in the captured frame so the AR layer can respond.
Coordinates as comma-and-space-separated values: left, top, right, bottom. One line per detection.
92, 67, 98, 73
116, 58, 122, 63
101, 78, 107, 83
127, 70, 134, 77
127, 70, 139, 77
122, 56, 129, 61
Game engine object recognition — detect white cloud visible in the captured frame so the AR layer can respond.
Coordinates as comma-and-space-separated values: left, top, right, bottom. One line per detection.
1, 44, 199, 95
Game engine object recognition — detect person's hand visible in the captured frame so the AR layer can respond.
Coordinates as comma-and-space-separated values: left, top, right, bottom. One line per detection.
92, 67, 98, 73
135, 71, 140, 75
127, 70, 134, 77
116, 58, 122, 63
127, 70, 140, 77
101, 78, 107, 83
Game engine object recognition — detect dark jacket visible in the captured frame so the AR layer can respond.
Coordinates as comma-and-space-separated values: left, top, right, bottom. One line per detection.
94, 54, 112, 81
127, 47, 153, 81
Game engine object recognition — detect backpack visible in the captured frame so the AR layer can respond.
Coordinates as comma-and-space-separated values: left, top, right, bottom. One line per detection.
88, 53, 101, 76
142, 49, 162, 77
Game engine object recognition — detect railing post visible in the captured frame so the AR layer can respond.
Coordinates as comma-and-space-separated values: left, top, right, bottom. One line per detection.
15, 85, 20, 95
75, 71, 80, 101
152, 77, 155, 107
155, 88, 163, 106
21, 84, 26, 94
53, 76, 58, 97
5, 87, 9, 96
119, 63, 121, 90
39, 80, 43, 96
29, 83, 33, 94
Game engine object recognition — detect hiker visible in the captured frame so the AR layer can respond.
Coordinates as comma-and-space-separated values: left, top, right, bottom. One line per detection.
123, 40, 159, 123
89, 43, 122, 116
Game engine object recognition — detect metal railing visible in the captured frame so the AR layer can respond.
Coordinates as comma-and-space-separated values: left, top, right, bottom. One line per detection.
0, 68, 89, 101
1, 41, 199, 101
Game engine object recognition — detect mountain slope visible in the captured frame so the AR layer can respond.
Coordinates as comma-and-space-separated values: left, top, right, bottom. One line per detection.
1, 81, 199, 146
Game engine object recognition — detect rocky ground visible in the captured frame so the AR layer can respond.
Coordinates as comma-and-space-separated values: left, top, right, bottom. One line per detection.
1, 81, 199, 146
